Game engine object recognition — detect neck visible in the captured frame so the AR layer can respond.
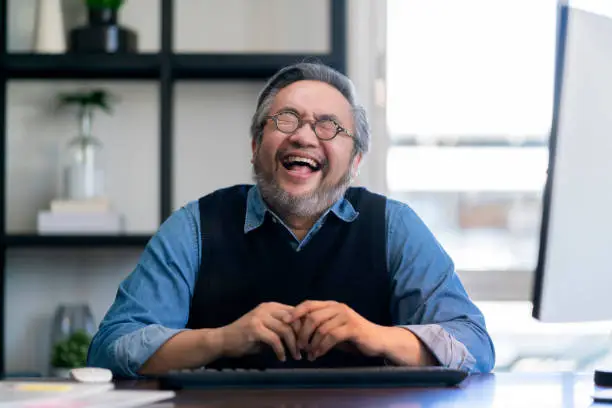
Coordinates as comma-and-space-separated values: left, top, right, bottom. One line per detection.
264, 199, 327, 241
281, 214, 319, 241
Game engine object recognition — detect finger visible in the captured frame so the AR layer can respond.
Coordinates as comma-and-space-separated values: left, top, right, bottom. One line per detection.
264, 317, 301, 360
284, 300, 330, 323
297, 307, 337, 348
291, 318, 303, 335
255, 323, 286, 362
308, 314, 346, 354
313, 326, 350, 360
292, 320, 304, 359
267, 303, 295, 316
270, 308, 294, 323
271, 308, 302, 354
297, 307, 338, 349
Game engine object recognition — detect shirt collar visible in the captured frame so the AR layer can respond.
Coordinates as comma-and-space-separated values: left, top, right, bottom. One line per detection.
244, 185, 359, 233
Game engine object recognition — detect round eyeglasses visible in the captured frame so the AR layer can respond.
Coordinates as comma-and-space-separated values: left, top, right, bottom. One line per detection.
265, 111, 354, 141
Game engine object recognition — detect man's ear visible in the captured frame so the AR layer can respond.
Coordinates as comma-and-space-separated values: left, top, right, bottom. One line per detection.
351, 152, 363, 176
251, 137, 257, 163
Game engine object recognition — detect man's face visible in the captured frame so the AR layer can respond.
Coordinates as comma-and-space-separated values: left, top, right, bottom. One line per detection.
252, 80, 361, 218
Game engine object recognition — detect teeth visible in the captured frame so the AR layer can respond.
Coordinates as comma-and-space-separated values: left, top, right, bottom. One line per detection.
284, 155, 319, 168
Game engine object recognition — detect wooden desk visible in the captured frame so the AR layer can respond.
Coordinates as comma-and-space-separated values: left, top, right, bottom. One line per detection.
116, 372, 609, 407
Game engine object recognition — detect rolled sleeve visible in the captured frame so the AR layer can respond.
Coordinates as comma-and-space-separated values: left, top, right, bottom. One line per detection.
113, 325, 187, 378
399, 324, 477, 371
87, 201, 201, 378
386, 198, 496, 373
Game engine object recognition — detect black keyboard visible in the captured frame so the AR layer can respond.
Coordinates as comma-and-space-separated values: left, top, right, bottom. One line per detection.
157, 366, 469, 389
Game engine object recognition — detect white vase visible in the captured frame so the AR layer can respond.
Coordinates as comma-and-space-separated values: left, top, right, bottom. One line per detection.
62, 107, 106, 200
64, 160, 105, 200
34, 0, 66, 53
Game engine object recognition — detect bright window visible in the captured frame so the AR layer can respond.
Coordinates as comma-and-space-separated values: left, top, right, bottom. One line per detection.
385, 0, 558, 271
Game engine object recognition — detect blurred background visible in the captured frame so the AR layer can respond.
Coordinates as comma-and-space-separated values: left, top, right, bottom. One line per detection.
2, 0, 612, 377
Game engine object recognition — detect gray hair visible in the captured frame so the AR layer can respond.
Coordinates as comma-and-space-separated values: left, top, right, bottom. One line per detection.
250, 62, 370, 157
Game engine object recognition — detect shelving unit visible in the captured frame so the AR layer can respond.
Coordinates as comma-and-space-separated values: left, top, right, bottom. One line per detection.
0, 0, 347, 374
3, 53, 162, 79
3, 234, 152, 248
3, 53, 344, 80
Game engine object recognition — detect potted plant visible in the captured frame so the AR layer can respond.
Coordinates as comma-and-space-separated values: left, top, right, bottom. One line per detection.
56, 88, 117, 200
68, 0, 137, 53
50, 330, 92, 377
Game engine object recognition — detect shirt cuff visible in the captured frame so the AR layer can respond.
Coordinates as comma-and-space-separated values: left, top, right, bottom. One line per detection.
113, 324, 188, 378
398, 324, 477, 372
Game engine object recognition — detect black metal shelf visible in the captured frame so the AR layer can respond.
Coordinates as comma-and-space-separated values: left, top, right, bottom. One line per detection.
2, 53, 161, 80
1, 53, 344, 81
172, 54, 341, 80
2, 234, 151, 248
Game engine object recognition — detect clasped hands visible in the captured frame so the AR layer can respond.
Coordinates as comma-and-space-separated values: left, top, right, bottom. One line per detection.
221, 300, 385, 362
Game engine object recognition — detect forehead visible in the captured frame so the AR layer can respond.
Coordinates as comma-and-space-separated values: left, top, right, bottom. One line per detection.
270, 80, 352, 121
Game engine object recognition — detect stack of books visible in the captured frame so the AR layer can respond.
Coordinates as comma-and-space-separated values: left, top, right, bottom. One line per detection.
37, 198, 124, 235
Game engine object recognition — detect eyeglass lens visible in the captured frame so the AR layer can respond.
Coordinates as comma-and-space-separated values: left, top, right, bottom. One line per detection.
274, 112, 338, 140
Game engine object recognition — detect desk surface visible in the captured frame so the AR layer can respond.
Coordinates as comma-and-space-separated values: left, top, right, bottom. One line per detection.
116, 371, 611, 408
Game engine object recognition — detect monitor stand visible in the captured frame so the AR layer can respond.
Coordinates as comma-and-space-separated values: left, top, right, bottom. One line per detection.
595, 369, 612, 387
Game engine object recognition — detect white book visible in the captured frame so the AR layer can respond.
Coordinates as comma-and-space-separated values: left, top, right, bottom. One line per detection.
50, 198, 111, 213
37, 212, 124, 235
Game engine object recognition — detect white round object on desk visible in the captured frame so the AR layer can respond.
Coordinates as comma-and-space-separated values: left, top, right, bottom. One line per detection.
69, 367, 113, 383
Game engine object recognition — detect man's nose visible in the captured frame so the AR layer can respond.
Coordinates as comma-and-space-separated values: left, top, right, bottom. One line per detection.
287, 121, 319, 147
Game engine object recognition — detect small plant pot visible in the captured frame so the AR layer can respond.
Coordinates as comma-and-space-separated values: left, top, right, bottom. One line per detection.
68, 8, 138, 53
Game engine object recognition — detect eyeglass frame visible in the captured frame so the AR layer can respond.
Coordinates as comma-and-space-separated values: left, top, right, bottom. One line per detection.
264, 110, 355, 141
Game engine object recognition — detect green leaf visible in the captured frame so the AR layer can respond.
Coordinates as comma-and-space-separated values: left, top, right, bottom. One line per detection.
56, 88, 117, 114
85, 0, 125, 10
51, 330, 93, 368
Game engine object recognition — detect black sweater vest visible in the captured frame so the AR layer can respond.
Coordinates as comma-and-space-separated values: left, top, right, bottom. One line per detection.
187, 185, 391, 368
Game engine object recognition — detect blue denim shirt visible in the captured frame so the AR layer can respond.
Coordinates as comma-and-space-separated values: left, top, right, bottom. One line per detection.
87, 186, 495, 377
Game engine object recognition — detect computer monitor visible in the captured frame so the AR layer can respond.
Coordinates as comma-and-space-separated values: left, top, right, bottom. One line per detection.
532, 2, 612, 323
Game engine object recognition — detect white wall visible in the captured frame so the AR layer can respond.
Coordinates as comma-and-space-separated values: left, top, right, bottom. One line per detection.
172, 81, 262, 209
5, 249, 141, 375
4, 0, 381, 375
174, 0, 328, 53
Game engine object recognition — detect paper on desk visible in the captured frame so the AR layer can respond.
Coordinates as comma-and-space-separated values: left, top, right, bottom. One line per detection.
0, 381, 175, 408
19, 390, 176, 408
0, 381, 114, 407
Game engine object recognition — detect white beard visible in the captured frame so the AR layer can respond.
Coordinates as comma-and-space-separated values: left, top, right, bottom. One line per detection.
252, 151, 354, 219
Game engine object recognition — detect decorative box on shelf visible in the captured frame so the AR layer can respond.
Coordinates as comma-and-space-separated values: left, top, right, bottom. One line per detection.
37, 197, 124, 235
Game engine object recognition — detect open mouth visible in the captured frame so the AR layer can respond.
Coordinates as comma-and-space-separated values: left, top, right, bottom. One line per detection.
281, 155, 322, 173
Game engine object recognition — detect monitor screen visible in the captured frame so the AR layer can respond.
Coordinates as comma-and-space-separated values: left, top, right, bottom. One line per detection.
533, 3, 612, 322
